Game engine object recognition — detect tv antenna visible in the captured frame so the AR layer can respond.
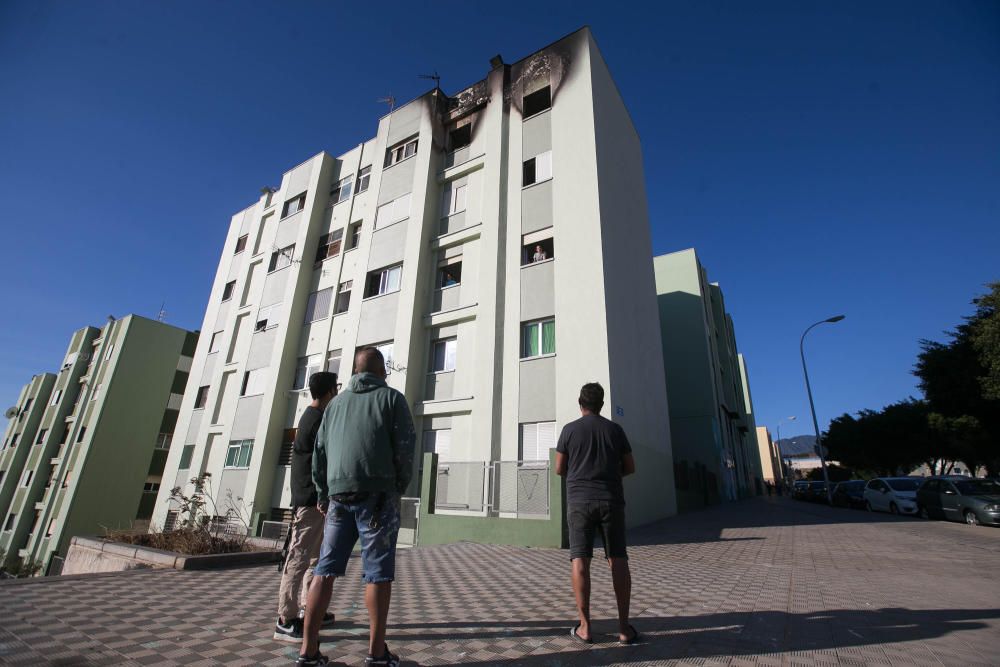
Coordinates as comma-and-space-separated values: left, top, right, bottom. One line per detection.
4, 406, 18, 420
418, 71, 441, 90
377, 94, 396, 112
157, 302, 167, 322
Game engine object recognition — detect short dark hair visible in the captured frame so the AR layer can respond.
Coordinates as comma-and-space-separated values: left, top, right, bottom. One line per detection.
309, 371, 337, 399
354, 347, 385, 374
578, 382, 604, 413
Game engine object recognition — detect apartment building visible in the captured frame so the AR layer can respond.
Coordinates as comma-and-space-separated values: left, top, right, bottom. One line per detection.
0, 316, 195, 575
152, 27, 677, 544
755, 426, 785, 485
654, 248, 763, 510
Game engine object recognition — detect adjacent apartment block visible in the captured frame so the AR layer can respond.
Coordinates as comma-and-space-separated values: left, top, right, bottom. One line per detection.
654, 248, 763, 510
0, 316, 196, 575
755, 426, 784, 485
152, 27, 677, 543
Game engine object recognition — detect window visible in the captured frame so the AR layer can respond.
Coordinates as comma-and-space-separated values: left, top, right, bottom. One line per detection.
104, 343, 115, 361
45, 518, 55, 537
62, 469, 72, 488
194, 385, 210, 409
255, 303, 281, 332
155, 432, 173, 450
356, 166, 371, 194
3, 513, 14, 532
385, 137, 418, 167
143, 482, 161, 493
178, 444, 195, 470
208, 331, 224, 354
346, 221, 362, 250
50, 389, 63, 406
35, 429, 47, 445
224, 439, 254, 468
520, 421, 557, 461
241, 369, 267, 397
294, 354, 323, 390
75, 426, 86, 443
523, 85, 551, 118
441, 182, 467, 217
304, 288, 333, 322
364, 265, 402, 298
8, 434, 17, 448
21, 469, 33, 487
374, 193, 412, 229
330, 175, 352, 204
278, 428, 296, 466
222, 281, 236, 302
326, 349, 342, 374
431, 338, 457, 373
58, 428, 68, 445
448, 124, 471, 151
90, 383, 101, 401
423, 429, 452, 461
334, 281, 352, 314
268, 244, 296, 272
316, 230, 343, 263
522, 230, 554, 265
234, 234, 248, 254
521, 319, 556, 358
375, 342, 394, 374
282, 192, 307, 218
164, 510, 179, 532
437, 260, 462, 288
522, 150, 552, 187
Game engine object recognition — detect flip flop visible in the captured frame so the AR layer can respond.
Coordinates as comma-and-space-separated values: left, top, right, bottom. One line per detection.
619, 624, 641, 645
570, 624, 593, 644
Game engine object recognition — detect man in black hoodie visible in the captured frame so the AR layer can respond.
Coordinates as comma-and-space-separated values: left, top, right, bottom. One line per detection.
273, 371, 338, 642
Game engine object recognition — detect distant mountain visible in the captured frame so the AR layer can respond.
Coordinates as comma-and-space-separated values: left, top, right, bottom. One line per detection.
776, 435, 817, 458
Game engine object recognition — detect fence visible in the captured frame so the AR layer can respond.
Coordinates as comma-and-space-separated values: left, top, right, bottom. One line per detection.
493, 460, 550, 517
434, 462, 488, 512
398, 497, 420, 545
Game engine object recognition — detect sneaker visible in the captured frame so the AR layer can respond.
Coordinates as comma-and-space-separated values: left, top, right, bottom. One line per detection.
294, 651, 329, 666
365, 644, 400, 667
274, 617, 304, 643
296, 610, 336, 628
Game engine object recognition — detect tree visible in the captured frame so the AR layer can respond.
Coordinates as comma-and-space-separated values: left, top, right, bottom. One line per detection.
970, 282, 1000, 400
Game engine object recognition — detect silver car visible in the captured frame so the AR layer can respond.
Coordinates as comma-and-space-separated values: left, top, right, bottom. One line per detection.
863, 477, 922, 515
916, 478, 1000, 526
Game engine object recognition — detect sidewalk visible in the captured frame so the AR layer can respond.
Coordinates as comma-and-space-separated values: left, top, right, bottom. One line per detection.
2, 496, 998, 665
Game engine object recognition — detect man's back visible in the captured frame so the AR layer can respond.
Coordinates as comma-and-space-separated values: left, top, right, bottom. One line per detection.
556, 414, 632, 504
313, 372, 414, 497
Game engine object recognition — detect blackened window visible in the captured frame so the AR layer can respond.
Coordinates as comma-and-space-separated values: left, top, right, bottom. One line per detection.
523, 86, 551, 118
449, 125, 471, 151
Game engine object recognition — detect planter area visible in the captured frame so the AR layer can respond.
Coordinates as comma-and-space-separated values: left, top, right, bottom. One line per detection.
62, 536, 280, 575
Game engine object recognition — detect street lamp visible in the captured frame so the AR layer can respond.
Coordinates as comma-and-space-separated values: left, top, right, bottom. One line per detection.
800, 315, 845, 505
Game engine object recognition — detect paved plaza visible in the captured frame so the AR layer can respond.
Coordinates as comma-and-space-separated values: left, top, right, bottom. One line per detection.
2, 496, 998, 666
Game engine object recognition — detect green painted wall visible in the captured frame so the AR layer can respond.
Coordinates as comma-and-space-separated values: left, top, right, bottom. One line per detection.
417, 451, 566, 549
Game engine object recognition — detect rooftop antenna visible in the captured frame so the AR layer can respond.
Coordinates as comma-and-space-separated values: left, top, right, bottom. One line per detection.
377, 94, 396, 112
157, 302, 167, 322
418, 71, 441, 90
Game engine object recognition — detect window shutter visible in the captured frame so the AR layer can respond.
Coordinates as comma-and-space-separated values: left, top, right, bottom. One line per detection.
520, 424, 538, 461
536, 151, 552, 181
395, 193, 411, 220
537, 422, 556, 458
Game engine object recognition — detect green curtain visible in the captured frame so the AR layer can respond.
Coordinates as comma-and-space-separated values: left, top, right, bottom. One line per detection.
523, 323, 539, 357
542, 320, 556, 355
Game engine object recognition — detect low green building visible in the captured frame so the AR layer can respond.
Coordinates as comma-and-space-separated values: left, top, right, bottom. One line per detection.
654, 249, 763, 511
0, 316, 196, 575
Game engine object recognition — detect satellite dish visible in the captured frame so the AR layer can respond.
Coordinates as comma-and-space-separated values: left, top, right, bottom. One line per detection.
4, 406, 17, 420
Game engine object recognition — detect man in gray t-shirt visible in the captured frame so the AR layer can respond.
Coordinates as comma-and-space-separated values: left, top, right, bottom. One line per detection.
555, 382, 639, 645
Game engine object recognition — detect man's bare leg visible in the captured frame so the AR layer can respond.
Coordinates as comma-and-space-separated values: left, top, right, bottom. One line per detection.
571, 557, 592, 640
365, 581, 392, 657
609, 557, 633, 641
300, 574, 334, 657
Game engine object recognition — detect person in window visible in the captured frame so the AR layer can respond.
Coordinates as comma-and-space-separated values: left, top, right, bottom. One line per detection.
533, 244, 548, 262
274, 372, 338, 644
441, 269, 458, 288
555, 382, 639, 646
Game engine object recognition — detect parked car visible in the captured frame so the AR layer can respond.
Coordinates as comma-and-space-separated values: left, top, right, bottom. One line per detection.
863, 477, 922, 515
832, 480, 867, 509
792, 481, 810, 500
916, 477, 1000, 526
805, 481, 829, 503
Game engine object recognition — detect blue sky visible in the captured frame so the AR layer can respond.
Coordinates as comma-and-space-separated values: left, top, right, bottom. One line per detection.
1, 1, 997, 442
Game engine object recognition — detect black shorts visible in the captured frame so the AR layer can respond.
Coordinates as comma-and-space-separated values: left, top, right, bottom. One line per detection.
567, 500, 628, 560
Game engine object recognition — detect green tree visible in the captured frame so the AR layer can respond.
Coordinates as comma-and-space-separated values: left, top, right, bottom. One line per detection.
824, 400, 934, 476
970, 281, 1000, 400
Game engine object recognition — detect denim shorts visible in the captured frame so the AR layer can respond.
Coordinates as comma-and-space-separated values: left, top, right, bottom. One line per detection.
314, 492, 401, 583
567, 500, 628, 561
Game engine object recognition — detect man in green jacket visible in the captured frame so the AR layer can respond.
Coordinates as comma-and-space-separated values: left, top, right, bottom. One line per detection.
296, 347, 414, 667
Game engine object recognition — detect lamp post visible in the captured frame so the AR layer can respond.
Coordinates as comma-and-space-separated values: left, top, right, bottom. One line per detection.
800, 315, 845, 505
775, 416, 796, 487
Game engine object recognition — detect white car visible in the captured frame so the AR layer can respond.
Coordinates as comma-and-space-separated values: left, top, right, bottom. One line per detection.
864, 477, 922, 515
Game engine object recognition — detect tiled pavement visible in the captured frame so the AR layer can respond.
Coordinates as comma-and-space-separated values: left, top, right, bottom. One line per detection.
2, 496, 999, 666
